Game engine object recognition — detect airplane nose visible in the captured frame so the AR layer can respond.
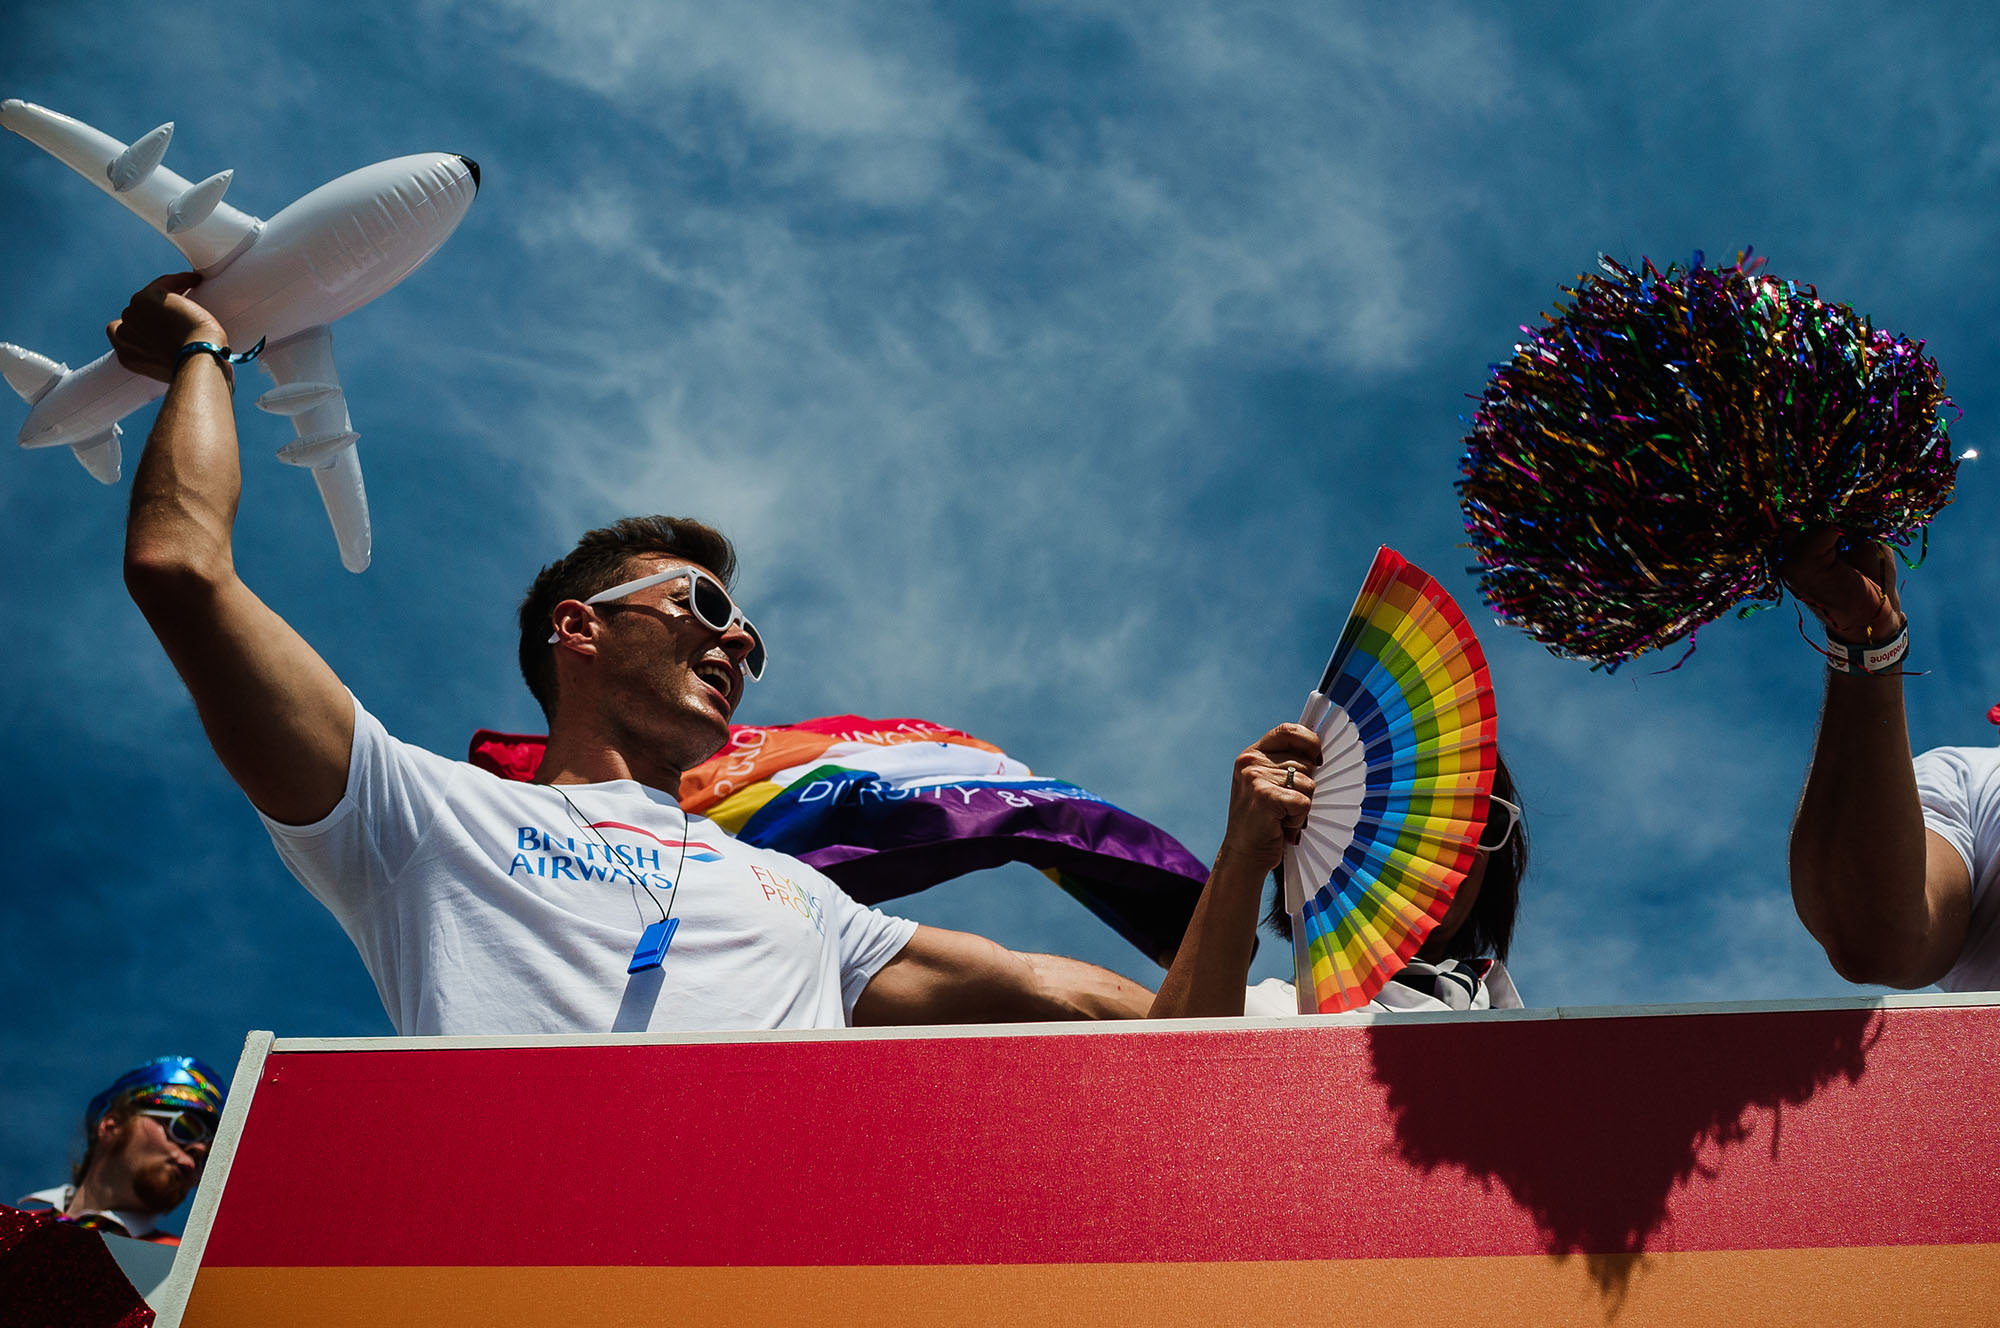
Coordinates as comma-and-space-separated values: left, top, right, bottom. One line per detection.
456, 155, 480, 191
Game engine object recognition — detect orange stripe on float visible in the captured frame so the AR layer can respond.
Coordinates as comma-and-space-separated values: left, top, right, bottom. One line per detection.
181, 1244, 2000, 1328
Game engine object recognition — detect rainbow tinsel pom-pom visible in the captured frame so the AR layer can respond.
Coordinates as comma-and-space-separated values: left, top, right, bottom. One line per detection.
1458, 250, 1959, 669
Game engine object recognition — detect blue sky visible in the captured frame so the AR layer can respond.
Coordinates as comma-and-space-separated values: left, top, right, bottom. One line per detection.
6, 1, 2000, 1210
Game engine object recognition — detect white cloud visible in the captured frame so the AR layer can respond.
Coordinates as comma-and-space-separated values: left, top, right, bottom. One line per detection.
424, 0, 1537, 801
444, 0, 969, 207
450, 0, 1520, 373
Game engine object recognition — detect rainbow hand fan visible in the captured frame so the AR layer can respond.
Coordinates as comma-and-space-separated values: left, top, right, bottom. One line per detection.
1284, 547, 1497, 1014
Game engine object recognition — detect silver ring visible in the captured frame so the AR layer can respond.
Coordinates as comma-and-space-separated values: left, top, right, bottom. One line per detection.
1284, 767, 1295, 789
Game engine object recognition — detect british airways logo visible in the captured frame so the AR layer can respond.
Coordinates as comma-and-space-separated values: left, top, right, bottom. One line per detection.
508, 823, 722, 888
582, 820, 726, 863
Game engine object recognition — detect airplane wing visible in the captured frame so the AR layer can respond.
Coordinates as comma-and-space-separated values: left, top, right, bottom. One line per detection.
255, 326, 371, 573
0, 99, 262, 272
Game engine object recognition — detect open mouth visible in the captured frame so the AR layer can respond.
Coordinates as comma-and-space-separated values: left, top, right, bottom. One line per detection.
693, 660, 736, 703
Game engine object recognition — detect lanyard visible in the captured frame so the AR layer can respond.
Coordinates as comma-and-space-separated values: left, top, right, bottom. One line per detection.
552, 784, 690, 972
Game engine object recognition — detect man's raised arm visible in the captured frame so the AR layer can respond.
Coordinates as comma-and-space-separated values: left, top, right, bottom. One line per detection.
1784, 529, 1970, 988
114, 274, 353, 826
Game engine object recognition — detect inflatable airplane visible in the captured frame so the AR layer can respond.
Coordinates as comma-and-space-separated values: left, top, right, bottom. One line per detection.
0, 99, 479, 572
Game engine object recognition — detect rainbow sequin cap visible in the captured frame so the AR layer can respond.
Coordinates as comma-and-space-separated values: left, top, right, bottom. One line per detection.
86, 1055, 227, 1125
1282, 547, 1498, 1013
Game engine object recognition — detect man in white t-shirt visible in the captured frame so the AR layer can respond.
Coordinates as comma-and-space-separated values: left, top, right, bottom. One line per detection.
109, 274, 1146, 1034
1784, 530, 1999, 990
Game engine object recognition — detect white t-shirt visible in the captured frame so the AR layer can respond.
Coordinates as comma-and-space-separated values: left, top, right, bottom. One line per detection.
1243, 958, 1524, 1016
15, 1185, 166, 1240
1914, 745, 2000, 992
262, 696, 918, 1036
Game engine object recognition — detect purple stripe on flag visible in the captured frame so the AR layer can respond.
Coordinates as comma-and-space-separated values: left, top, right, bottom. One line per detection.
738, 768, 1206, 965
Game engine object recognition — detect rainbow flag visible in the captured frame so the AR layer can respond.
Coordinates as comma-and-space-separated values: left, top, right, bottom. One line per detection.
469, 716, 1208, 965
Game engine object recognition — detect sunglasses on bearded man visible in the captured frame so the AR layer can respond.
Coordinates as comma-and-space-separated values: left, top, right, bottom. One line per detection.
135, 1107, 218, 1148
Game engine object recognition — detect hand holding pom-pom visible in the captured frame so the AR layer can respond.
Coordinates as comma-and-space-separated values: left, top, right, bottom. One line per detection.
1780, 528, 1904, 646
1458, 251, 1958, 670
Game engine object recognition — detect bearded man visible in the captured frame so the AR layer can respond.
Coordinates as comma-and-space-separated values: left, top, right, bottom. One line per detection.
17, 1056, 226, 1244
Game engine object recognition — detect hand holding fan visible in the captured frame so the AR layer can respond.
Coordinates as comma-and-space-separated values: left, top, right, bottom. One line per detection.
1283, 547, 1497, 1014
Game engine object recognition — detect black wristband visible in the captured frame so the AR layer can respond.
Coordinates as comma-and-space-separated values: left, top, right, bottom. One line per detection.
173, 337, 266, 373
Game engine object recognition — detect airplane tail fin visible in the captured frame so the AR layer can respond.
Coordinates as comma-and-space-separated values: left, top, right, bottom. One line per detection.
0, 342, 66, 405
1, 344, 119, 481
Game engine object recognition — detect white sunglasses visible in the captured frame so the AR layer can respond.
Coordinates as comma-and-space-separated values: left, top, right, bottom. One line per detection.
136, 1106, 216, 1148
1479, 794, 1521, 852
550, 566, 767, 681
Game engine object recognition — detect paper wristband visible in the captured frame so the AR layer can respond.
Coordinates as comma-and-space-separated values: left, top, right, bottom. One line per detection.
1825, 622, 1910, 675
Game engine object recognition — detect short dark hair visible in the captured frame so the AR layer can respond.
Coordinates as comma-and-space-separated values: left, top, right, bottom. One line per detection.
1264, 749, 1526, 962
517, 516, 738, 722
